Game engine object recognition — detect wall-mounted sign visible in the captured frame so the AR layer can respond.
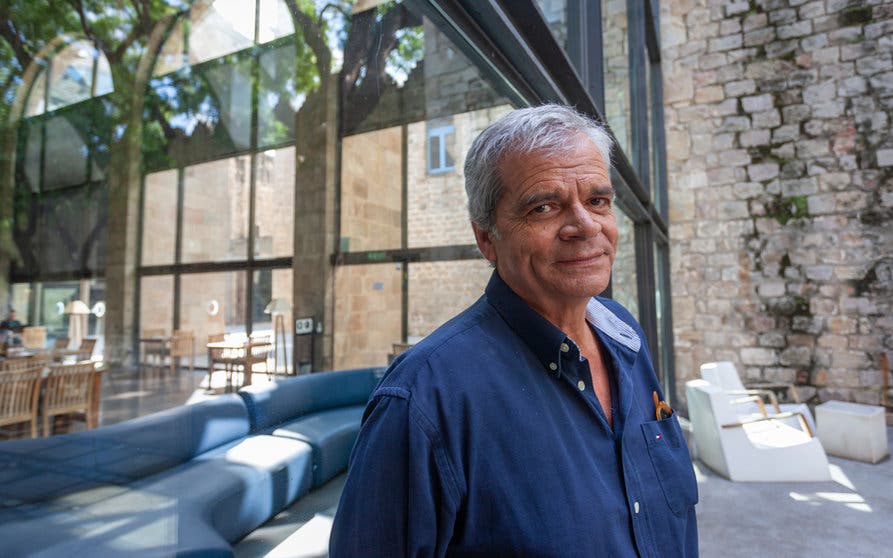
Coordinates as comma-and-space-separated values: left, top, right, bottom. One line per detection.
295, 317, 314, 335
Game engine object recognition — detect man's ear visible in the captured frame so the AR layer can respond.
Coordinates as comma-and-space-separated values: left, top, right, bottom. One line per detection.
472, 223, 497, 264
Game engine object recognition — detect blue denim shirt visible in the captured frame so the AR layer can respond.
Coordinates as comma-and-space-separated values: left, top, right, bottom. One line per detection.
330, 272, 698, 557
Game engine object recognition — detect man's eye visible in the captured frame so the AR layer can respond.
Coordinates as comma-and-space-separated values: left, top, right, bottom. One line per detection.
592, 197, 611, 208
532, 204, 551, 214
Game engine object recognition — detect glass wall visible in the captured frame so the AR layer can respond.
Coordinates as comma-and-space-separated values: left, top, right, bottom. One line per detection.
2, 0, 672, 434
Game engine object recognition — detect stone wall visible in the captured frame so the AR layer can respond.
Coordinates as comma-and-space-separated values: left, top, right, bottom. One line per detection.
661, 0, 893, 406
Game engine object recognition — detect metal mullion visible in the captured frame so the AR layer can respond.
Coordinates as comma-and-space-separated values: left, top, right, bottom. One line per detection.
173, 168, 185, 330
656, 241, 676, 403
133, 173, 147, 360
627, 0, 650, 198
566, 0, 605, 114
651, 61, 668, 222
246, 0, 261, 336
401, 123, 409, 343
634, 223, 658, 374
420, 0, 533, 106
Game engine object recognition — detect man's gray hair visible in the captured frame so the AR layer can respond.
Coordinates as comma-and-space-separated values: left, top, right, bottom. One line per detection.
464, 104, 613, 232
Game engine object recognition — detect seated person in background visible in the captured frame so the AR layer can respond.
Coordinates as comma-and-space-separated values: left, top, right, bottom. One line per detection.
0, 309, 22, 333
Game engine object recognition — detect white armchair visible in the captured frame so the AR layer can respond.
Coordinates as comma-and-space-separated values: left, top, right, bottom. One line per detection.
686, 379, 830, 482
700, 361, 816, 435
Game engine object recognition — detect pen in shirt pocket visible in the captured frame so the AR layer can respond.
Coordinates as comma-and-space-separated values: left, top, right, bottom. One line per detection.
652, 391, 673, 421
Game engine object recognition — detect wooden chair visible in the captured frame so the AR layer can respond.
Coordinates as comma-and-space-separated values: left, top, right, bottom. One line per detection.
21, 327, 47, 350
141, 328, 167, 367
168, 330, 195, 375
1, 357, 43, 372
54, 338, 97, 363
0, 367, 43, 438
42, 362, 98, 436
205, 333, 228, 392
52, 336, 70, 351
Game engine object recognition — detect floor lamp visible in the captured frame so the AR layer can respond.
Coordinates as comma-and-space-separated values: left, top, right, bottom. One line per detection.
64, 300, 92, 350
264, 298, 291, 375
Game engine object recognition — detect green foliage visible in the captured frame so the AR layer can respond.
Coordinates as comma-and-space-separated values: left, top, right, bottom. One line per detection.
767, 195, 808, 226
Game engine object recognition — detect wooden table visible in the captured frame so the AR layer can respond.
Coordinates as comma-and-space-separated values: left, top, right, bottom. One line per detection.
206, 340, 272, 392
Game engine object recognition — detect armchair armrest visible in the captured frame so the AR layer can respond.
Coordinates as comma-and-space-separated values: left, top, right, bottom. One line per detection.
721, 410, 814, 437
726, 388, 783, 413
745, 381, 802, 403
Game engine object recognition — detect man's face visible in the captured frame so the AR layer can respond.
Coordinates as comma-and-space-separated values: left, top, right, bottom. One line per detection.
473, 134, 618, 317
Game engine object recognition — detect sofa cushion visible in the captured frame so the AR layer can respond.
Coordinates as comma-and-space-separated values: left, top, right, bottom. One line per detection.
0, 394, 251, 506
271, 405, 365, 487
239, 368, 383, 432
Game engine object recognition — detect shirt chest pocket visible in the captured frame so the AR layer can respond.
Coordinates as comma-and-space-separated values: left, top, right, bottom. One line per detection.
640, 416, 699, 516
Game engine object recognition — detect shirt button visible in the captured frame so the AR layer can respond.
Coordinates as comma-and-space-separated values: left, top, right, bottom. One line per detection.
634, 501, 640, 514
560, 343, 569, 353
549, 362, 558, 371
577, 380, 585, 391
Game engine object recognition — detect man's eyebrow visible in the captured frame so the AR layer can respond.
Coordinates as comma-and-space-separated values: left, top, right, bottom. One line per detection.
519, 191, 560, 207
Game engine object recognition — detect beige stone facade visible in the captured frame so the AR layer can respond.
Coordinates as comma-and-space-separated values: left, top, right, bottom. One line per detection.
661, 0, 893, 405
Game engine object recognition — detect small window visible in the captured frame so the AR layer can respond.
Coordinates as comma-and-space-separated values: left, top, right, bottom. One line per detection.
427, 124, 455, 175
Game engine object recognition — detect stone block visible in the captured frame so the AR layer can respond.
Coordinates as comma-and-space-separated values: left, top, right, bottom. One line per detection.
744, 27, 776, 47
725, 1, 749, 16
798, 1, 825, 19
741, 93, 774, 113
777, 20, 813, 40
856, 55, 892, 76
877, 149, 893, 167
803, 80, 837, 104
752, 109, 781, 128
724, 79, 756, 97
816, 401, 889, 463
782, 104, 811, 123
869, 72, 893, 96
740, 129, 771, 147
709, 34, 743, 53
695, 85, 725, 104
748, 162, 780, 182
741, 347, 777, 366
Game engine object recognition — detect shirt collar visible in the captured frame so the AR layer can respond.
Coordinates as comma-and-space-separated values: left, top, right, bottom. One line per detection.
484, 271, 641, 378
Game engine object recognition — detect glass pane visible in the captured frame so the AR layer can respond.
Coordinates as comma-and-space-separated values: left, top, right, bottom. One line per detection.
602, 0, 631, 155
153, 21, 186, 77
42, 111, 89, 189
611, 204, 637, 317
535, 0, 568, 49
179, 270, 247, 365
408, 107, 511, 248
257, 43, 297, 147
408, 260, 492, 341
188, 0, 256, 65
47, 41, 94, 111
37, 184, 107, 275
251, 268, 292, 373
654, 243, 670, 389
181, 156, 250, 263
88, 98, 113, 182
258, 0, 294, 44
198, 56, 253, 151
142, 169, 178, 266
340, 126, 403, 252
39, 281, 79, 340
333, 263, 402, 368
143, 53, 253, 168
254, 148, 294, 258
10, 284, 32, 327
16, 118, 41, 191
139, 275, 173, 336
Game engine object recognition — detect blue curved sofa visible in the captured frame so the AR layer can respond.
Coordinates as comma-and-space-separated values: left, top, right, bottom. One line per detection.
0, 367, 384, 557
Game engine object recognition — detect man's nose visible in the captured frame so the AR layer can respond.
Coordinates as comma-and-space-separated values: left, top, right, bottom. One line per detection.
559, 203, 600, 239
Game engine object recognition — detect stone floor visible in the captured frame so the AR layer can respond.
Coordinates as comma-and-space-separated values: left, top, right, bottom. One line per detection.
14, 366, 892, 557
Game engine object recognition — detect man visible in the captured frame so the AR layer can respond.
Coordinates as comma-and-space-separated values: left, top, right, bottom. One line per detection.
0, 309, 22, 332
330, 105, 698, 557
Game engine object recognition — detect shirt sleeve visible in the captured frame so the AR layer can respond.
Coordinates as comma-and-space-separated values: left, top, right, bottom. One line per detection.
329, 390, 460, 558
